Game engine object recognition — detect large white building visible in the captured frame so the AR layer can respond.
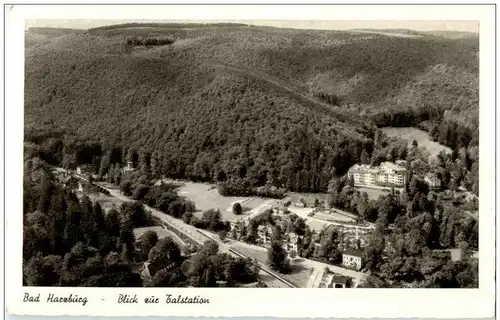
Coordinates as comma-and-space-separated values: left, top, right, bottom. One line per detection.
348, 162, 408, 189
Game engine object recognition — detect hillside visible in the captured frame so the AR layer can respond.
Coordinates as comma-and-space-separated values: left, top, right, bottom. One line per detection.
24, 24, 479, 191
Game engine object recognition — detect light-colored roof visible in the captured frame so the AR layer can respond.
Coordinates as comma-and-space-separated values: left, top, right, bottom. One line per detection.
349, 162, 407, 175
380, 162, 407, 173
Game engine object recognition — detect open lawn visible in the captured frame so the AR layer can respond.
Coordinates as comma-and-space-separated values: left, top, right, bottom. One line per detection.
87, 192, 123, 213
380, 127, 452, 158
314, 210, 355, 223
230, 242, 314, 288
305, 219, 329, 232
288, 192, 329, 206
356, 187, 390, 200
230, 242, 269, 263
170, 181, 269, 221
133, 226, 186, 247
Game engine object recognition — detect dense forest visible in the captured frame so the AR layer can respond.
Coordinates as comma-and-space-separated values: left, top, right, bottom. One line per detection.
25, 24, 478, 191
23, 24, 480, 288
24, 24, 478, 195
23, 150, 259, 287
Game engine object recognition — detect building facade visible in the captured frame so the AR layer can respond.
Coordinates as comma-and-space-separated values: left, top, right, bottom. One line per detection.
424, 173, 441, 189
282, 232, 300, 254
348, 162, 408, 189
76, 164, 94, 176
342, 251, 363, 270
257, 224, 274, 247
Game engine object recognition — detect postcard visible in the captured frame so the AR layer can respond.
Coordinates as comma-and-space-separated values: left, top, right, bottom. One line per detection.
4, 3, 496, 318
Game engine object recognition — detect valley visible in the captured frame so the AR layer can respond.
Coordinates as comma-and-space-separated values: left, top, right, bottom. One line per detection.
22, 22, 479, 289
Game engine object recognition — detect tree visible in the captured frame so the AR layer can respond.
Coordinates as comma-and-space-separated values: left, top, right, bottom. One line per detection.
119, 222, 135, 261
378, 194, 400, 224
181, 211, 193, 224
105, 208, 121, 237
267, 241, 290, 273
119, 180, 133, 196
218, 230, 228, 242
200, 240, 219, 256
148, 237, 182, 266
120, 201, 149, 227
201, 209, 225, 232
360, 149, 370, 165
314, 198, 321, 208
99, 151, 111, 177
140, 230, 159, 260
412, 139, 419, 147
232, 202, 243, 215
132, 184, 150, 201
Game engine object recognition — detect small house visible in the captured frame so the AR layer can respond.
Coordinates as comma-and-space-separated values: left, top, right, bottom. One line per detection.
122, 161, 136, 173
76, 164, 94, 176
140, 259, 175, 281
424, 173, 441, 190
328, 275, 351, 288
342, 250, 363, 270
257, 224, 273, 246
282, 232, 300, 253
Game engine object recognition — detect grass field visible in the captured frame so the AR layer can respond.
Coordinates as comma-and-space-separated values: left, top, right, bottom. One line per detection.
314, 210, 355, 223
380, 127, 452, 158
133, 226, 186, 247
230, 242, 314, 288
356, 187, 390, 200
87, 192, 123, 213
305, 219, 329, 232
173, 181, 269, 221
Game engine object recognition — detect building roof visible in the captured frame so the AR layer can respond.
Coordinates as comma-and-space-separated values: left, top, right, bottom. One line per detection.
349, 162, 407, 175
330, 275, 350, 284
379, 162, 407, 173
343, 249, 364, 258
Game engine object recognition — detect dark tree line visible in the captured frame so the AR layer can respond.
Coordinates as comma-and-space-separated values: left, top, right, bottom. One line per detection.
23, 153, 258, 287
23, 163, 143, 286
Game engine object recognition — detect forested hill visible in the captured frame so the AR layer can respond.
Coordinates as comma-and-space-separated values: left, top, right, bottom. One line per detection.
24, 24, 478, 191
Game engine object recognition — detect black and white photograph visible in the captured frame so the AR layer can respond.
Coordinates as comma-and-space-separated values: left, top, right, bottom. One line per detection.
4, 3, 496, 319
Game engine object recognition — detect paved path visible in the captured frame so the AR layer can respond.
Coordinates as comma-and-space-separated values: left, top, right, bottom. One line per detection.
306, 267, 323, 288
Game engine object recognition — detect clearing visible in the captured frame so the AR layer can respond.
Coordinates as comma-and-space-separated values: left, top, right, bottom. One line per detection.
87, 192, 123, 213
133, 226, 186, 247
287, 206, 360, 233
313, 209, 357, 223
356, 187, 389, 200
380, 127, 452, 158
230, 242, 314, 288
168, 181, 270, 221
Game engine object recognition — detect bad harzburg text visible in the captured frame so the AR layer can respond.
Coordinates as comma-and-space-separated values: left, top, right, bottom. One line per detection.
24, 293, 88, 306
